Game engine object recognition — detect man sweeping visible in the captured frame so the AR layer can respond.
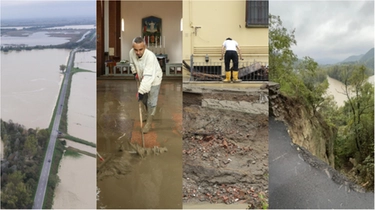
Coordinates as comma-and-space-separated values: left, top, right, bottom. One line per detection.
129, 36, 163, 133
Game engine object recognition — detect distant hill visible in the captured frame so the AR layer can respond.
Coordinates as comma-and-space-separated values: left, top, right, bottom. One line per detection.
342, 54, 364, 63
338, 48, 374, 70
359, 48, 374, 70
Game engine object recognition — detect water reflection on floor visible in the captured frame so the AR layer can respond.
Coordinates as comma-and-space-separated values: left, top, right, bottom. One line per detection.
97, 79, 182, 209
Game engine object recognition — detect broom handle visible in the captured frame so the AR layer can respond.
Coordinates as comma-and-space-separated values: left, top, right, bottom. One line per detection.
137, 80, 145, 148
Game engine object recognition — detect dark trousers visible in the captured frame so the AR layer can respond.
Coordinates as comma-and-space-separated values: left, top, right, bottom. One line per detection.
224, 50, 238, 72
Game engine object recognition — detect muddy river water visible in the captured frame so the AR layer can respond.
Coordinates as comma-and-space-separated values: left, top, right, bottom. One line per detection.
326, 75, 374, 107
1, 49, 69, 128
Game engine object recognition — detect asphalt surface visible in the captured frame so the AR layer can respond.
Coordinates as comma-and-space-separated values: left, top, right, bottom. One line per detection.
269, 117, 374, 209
32, 48, 77, 209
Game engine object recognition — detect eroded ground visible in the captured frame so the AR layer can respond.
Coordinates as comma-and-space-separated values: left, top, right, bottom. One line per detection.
183, 91, 269, 208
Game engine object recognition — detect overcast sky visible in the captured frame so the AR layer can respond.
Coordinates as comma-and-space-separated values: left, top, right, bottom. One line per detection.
0, 0, 95, 20
270, 0, 374, 64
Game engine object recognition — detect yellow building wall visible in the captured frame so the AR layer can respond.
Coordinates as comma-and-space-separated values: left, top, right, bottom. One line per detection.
120, 1, 182, 63
183, 0, 268, 64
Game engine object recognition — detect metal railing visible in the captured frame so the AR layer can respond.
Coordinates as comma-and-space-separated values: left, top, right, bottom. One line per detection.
188, 55, 268, 82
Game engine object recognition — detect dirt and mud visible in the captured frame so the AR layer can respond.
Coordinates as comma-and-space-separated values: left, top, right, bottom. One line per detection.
183, 90, 269, 208
96, 79, 182, 209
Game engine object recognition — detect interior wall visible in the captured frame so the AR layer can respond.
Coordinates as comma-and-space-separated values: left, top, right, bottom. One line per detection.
121, 1, 182, 63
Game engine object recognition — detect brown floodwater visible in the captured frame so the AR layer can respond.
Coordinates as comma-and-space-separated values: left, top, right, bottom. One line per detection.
326, 75, 374, 107
52, 154, 96, 209
326, 76, 350, 107
53, 50, 97, 209
97, 79, 183, 209
68, 50, 96, 142
1, 49, 70, 129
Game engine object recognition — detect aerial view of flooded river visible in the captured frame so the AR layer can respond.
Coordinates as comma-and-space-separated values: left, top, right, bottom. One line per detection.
1, 49, 69, 128
1, 19, 96, 208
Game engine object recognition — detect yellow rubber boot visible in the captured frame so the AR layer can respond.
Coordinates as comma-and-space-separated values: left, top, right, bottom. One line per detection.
223, 71, 231, 83
233, 71, 242, 83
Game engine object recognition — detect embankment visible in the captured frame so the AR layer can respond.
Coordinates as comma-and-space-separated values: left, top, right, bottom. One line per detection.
269, 83, 336, 167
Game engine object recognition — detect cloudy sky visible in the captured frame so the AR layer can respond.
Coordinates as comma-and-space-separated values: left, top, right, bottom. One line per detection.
0, 0, 95, 20
270, 0, 374, 64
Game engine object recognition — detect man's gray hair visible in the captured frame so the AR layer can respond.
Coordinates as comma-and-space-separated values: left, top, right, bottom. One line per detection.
133, 36, 144, 44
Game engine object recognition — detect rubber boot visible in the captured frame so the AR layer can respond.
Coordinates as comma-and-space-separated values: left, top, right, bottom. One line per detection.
223, 71, 231, 83
142, 107, 156, 133
232, 71, 242, 83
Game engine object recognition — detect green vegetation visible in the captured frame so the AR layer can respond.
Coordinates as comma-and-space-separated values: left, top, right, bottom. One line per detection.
63, 134, 96, 148
0, 120, 50, 209
59, 64, 66, 71
43, 140, 64, 209
59, 67, 95, 133
270, 14, 374, 191
64, 149, 82, 158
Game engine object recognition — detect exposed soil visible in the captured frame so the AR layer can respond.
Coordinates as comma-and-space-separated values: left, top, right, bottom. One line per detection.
183, 91, 268, 208
268, 83, 369, 193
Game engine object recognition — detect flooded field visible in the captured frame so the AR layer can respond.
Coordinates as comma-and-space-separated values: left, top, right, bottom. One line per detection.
52, 154, 96, 209
74, 50, 96, 71
46, 25, 96, 30
0, 26, 33, 30
67, 72, 96, 142
67, 50, 96, 141
53, 50, 96, 208
1, 49, 69, 129
1, 31, 70, 46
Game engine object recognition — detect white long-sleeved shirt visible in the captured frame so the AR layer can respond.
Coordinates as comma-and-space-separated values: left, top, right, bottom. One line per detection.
222, 40, 238, 51
129, 48, 163, 94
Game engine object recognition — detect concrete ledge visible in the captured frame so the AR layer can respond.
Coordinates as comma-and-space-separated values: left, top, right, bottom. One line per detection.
183, 82, 271, 93
202, 98, 268, 115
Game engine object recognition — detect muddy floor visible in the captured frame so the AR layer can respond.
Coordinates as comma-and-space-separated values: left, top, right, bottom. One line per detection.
96, 79, 182, 209
183, 91, 269, 209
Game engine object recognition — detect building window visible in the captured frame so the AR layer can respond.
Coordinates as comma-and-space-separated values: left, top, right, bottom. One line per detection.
246, 0, 269, 28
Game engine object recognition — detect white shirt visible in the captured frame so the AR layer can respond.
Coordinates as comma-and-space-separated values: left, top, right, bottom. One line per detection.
222, 40, 238, 51
129, 48, 162, 94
